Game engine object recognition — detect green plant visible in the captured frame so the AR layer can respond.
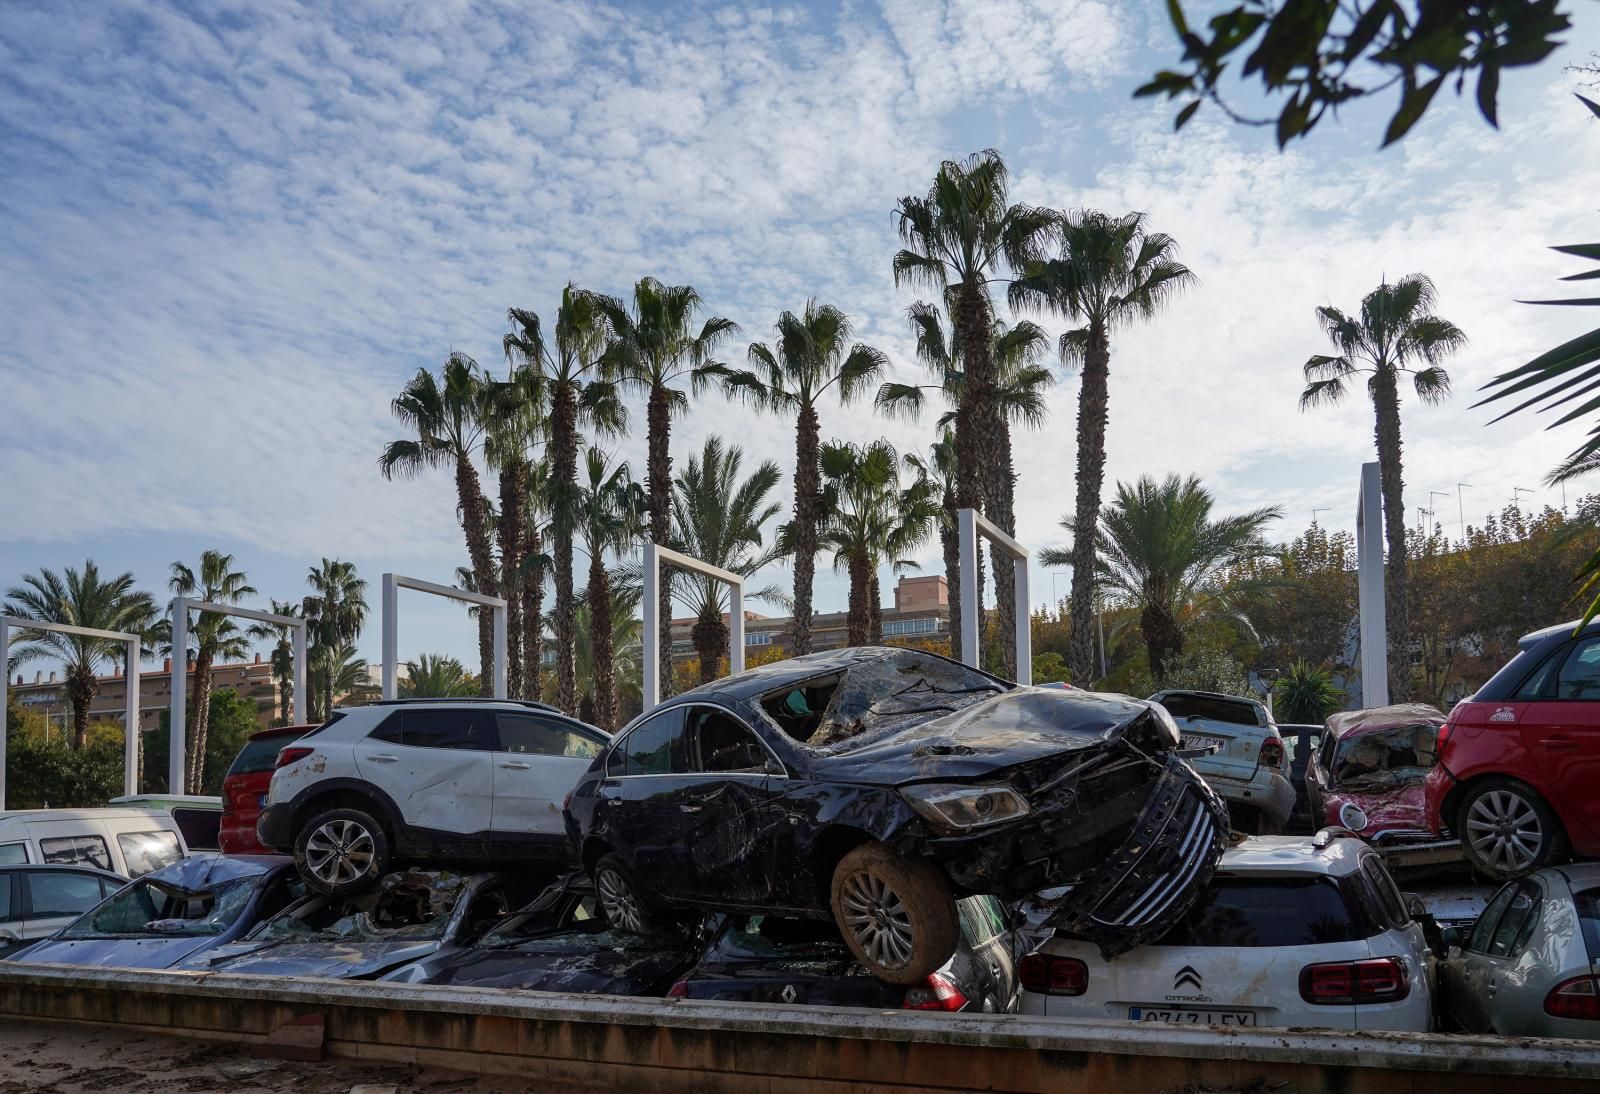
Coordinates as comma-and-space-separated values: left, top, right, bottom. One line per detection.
1272, 661, 1346, 724
1132, 647, 1252, 698
399, 654, 478, 698
1031, 651, 1071, 685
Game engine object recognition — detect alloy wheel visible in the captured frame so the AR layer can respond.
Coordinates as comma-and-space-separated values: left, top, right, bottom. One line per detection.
303, 819, 375, 887
1465, 789, 1544, 874
840, 870, 914, 971
597, 867, 645, 933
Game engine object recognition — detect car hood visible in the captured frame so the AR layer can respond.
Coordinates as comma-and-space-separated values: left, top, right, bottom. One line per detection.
414, 939, 694, 995
14, 935, 221, 969
189, 939, 443, 980
804, 687, 1147, 783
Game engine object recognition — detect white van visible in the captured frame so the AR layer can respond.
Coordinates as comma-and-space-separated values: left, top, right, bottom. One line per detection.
0, 808, 190, 878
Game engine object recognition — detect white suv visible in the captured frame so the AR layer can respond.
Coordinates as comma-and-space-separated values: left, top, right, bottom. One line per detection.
256, 699, 609, 895
1019, 833, 1436, 1031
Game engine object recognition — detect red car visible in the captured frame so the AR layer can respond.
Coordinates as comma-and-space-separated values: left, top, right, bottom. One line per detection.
219, 724, 309, 854
1426, 619, 1600, 879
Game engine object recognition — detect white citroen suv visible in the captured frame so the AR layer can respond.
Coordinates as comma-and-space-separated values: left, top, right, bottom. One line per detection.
1019, 832, 1436, 1032
256, 699, 609, 895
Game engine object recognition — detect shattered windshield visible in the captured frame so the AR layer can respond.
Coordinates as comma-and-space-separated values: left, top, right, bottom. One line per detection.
1331, 725, 1437, 789
255, 871, 470, 944
64, 875, 258, 939
761, 651, 1006, 752
713, 915, 852, 963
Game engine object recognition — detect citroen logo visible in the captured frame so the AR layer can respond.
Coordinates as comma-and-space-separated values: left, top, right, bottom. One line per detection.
1173, 965, 1203, 992
780, 984, 798, 1004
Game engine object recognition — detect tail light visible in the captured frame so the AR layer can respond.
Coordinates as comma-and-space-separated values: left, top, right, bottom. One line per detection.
1259, 737, 1285, 770
666, 980, 689, 998
1299, 957, 1408, 1004
902, 972, 968, 1011
1435, 720, 1453, 755
1545, 975, 1600, 1020
1018, 953, 1087, 996
275, 746, 314, 768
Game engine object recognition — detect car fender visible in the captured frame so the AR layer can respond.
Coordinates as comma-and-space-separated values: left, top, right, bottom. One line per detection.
284, 777, 404, 837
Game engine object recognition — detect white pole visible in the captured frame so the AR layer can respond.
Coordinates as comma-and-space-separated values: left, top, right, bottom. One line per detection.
958, 509, 980, 669
1, 619, 9, 810
643, 543, 660, 712
492, 604, 508, 699
169, 598, 188, 796
729, 587, 745, 677
123, 638, 138, 798
1358, 462, 1390, 707
381, 573, 398, 701
1013, 559, 1031, 686
292, 623, 309, 724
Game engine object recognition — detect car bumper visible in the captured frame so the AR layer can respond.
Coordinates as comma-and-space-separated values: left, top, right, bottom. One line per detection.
1422, 765, 1456, 836
256, 802, 295, 852
1204, 769, 1296, 829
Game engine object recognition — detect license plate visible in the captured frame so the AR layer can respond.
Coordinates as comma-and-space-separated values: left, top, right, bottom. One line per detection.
1179, 735, 1221, 754
257, 794, 267, 808
1128, 1007, 1257, 1026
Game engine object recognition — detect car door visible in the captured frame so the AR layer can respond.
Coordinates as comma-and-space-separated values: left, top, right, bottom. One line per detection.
352, 708, 495, 850
0, 872, 24, 955
673, 705, 785, 907
491, 712, 607, 851
1519, 635, 1600, 843
603, 707, 693, 896
1447, 880, 1521, 1032
20, 870, 113, 940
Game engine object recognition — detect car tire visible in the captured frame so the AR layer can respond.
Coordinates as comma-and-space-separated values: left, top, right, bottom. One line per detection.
1456, 777, 1569, 880
829, 842, 958, 986
294, 807, 390, 895
593, 853, 665, 937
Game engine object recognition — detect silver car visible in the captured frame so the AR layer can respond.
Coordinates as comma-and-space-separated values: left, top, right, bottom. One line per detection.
1440, 862, 1600, 1037
1149, 690, 1295, 834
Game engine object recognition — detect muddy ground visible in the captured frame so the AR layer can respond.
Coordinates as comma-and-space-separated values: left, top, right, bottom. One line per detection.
0, 1020, 539, 1094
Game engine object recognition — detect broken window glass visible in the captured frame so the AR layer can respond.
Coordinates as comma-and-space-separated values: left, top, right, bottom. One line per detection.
65, 875, 258, 938
257, 871, 469, 943
1330, 725, 1438, 789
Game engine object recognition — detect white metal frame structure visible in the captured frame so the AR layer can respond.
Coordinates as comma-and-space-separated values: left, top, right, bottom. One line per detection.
957, 507, 1032, 686
381, 573, 507, 701
642, 543, 744, 712
1357, 462, 1389, 707
0, 618, 144, 808
170, 598, 308, 796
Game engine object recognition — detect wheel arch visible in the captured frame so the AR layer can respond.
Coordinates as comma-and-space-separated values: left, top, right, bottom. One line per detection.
290, 779, 402, 841
1447, 773, 1570, 850
811, 824, 875, 908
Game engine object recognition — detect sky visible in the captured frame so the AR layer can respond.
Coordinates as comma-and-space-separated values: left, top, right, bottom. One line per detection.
2, 0, 1598, 675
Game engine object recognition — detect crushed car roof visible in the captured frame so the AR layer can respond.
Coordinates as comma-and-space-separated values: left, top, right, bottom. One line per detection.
1324, 704, 1446, 741
142, 854, 291, 889
659, 646, 990, 704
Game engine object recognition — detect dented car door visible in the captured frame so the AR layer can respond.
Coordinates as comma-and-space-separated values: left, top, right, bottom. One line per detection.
672, 705, 786, 907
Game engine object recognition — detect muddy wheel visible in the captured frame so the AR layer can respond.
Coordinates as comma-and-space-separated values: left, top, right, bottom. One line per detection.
830, 842, 958, 986
294, 807, 389, 895
593, 853, 663, 936
1457, 778, 1568, 880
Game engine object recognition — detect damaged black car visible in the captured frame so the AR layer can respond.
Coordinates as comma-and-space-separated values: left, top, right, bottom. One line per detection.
565, 647, 1228, 984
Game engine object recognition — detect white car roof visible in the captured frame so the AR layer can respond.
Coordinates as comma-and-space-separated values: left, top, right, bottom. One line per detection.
1215, 834, 1366, 877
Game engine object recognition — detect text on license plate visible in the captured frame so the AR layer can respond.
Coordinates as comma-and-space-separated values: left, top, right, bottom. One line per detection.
1128, 1007, 1256, 1026
1179, 736, 1221, 754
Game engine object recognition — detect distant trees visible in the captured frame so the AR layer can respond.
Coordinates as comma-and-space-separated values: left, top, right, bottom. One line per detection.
400, 653, 478, 698
169, 551, 256, 794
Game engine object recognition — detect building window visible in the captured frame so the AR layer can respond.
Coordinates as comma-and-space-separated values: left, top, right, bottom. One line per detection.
746, 632, 773, 646
882, 617, 939, 637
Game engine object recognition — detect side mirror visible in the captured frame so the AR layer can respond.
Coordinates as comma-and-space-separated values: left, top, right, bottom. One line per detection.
1404, 893, 1428, 918
1441, 926, 1463, 949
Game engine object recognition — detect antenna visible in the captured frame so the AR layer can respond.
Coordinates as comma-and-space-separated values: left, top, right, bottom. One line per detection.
1457, 483, 1471, 540
1513, 486, 1533, 512
1312, 507, 1329, 526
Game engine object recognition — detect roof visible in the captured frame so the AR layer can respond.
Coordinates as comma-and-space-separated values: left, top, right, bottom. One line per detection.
1216, 834, 1366, 876
1556, 861, 1600, 888
0, 807, 188, 824
1324, 703, 1446, 741
140, 854, 292, 890
362, 697, 564, 713
1519, 619, 1600, 648
108, 794, 221, 808
664, 646, 909, 703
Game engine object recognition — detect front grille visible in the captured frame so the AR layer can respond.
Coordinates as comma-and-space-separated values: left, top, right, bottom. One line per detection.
1089, 780, 1219, 927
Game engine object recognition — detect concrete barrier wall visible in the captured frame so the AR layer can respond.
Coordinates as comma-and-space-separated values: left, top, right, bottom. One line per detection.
1, 963, 1597, 1093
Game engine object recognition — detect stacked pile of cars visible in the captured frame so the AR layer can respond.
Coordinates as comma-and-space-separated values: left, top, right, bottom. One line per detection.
7, 634, 1600, 1038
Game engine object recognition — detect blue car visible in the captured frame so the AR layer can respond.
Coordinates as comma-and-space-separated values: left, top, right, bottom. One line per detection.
5, 855, 300, 969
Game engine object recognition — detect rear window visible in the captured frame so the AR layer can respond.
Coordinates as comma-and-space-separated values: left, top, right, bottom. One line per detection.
172, 808, 221, 853
1154, 877, 1361, 947
118, 831, 183, 877
1156, 694, 1262, 727
39, 835, 111, 871
228, 734, 301, 777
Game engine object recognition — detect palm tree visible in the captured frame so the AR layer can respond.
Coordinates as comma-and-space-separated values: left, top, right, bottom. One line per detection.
1041, 474, 1279, 680
671, 437, 785, 683
711, 301, 886, 656
573, 587, 643, 725
1273, 661, 1346, 725
302, 559, 368, 720
893, 150, 1054, 677
380, 354, 497, 692
521, 457, 551, 700
3, 562, 156, 748
1011, 210, 1196, 685
400, 653, 478, 698
1298, 273, 1465, 702
904, 432, 964, 658
505, 292, 623, 713
169, 551, 256, 793
246, 599, 303, 725
597, 278, 738, 700
315, 641, 375, 709
481, 353, 546, 700
577, 447, 646, 729
817, 440, 942, 646
879, 305, 1054, 667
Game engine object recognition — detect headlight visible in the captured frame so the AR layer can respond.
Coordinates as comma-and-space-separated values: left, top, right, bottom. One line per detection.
1339, 802, 1369, 831
901, 784, 1030, 831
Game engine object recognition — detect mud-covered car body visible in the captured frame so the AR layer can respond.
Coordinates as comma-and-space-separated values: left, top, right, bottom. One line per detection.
174, 870, 512, 980
566, 647, 1227, 954
1148, 690, 1295, 834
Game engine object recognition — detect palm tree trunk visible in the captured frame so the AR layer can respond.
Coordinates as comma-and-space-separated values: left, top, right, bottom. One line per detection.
846, 554, 870, 646
1068, 318, 1111, 686
1141, 602, 1184, 681
551, 383, 579, 714
1373, 369, 1412, 703
790, 403, 820, 655
647, 385, 674, 700
187, 646, 214, 794
942, 489, 962, 662
66, 664, 95, 750
987, 419, 1019, 679
524, 524, 544, 701
498, 461, 527, 699
868, 570, 883, 644
455, 456, 499, 696
692, 603, 726, 684
588, 549, 618, 730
